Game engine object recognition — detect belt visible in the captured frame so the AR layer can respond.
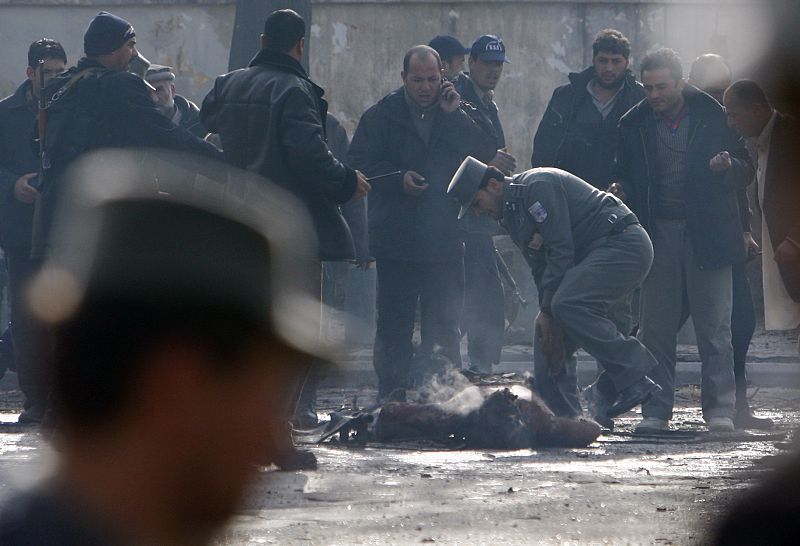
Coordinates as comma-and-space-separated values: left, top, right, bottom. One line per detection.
607, 212, 640, 235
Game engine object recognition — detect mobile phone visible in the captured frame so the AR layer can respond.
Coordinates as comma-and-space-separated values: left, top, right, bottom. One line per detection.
28, 175, 42, 191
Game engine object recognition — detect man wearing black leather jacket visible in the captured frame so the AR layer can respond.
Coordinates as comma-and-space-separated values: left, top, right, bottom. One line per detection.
202, 9, 369, 465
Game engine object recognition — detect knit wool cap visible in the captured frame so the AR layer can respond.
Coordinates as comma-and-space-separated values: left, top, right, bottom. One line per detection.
84, 11, 136, 56
145, 64, 176, 83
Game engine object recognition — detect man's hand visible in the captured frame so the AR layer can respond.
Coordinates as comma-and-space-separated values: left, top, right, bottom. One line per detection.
775, 238, 800, 265
709, 151, 732, 172
402, 170, 429, 196
535, 311, 565, 375
489, 149, 516, 175
439, 80, 461, 113
606, 182, 626, 201
354, 170, 371, 199
14, 173, 40, 204
743, 232, 760, 259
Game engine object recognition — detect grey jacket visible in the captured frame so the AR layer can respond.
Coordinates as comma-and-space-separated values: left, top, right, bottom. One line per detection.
500, 168, 633, 312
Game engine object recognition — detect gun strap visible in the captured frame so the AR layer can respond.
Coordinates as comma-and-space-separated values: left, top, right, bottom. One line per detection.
46, 67, 97, 108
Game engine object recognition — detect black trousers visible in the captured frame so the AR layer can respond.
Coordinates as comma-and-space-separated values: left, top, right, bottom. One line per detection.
5, 250, 49, 410
373, 259, 464, 395
731, 261, 756, 408
462, 234, 505, 371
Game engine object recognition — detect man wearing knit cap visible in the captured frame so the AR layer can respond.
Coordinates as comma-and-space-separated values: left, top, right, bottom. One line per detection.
145, 64, 208, 139
34, 11, 221, 257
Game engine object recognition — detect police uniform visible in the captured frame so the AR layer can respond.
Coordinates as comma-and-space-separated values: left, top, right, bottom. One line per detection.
449, 161, 659, 418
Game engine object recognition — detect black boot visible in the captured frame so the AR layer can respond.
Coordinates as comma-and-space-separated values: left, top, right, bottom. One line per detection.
734, 402, 774, 430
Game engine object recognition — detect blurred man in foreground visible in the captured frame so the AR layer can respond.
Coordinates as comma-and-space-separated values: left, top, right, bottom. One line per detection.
0, 161, 323, 544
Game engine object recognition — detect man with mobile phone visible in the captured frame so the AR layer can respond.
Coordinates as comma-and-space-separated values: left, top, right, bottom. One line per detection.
348, 45, 495, 399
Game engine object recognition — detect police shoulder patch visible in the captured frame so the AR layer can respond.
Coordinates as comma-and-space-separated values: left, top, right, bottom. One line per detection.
528, 201, 548, 223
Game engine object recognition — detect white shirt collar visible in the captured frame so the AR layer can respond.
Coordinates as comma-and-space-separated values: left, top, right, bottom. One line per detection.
756, 109, 778, 151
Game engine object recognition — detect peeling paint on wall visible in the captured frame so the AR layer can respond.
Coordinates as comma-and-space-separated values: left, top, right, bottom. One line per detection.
332, 22, 348, 55
545, 56, 573, 75
311, 23, 321, 39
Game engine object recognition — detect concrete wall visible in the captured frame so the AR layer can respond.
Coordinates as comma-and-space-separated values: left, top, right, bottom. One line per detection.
0, 0, 773, 169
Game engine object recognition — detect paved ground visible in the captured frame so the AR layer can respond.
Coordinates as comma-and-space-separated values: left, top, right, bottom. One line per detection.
0, 328, 797, 545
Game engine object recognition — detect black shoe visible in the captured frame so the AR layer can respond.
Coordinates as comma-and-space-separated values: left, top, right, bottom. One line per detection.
273, 446, 318, 471
607, 377, 661, 418
18, 404, 45, 425
734, 407, 774, 430
582, 383, 614, 430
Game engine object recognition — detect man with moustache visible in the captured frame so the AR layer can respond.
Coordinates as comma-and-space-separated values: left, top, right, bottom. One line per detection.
612, 48, 754, 433
687, 55, 773, 429
348, 45, 495, 399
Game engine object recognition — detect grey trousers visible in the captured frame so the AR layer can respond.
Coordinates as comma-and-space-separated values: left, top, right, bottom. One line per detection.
638, 219, 736, 421
532, 224, 657, 417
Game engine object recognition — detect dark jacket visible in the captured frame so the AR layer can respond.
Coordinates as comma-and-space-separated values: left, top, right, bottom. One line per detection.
532, 67, 645, 189
759, 112, 800, 300
173, 94, 207, 139
0, 81, 37, 251
32, 57, 223, 257
453, 73, 505, 149
453, 73, 503, 235
614, 84, 754, 270
326, 113, 370, 261
202, 49, 357, 261
348, 89, 496, 263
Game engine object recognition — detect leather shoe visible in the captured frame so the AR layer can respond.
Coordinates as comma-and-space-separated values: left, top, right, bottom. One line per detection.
607, 376, 661, 418
734, 408, 774, 430
582, 383, 614, 430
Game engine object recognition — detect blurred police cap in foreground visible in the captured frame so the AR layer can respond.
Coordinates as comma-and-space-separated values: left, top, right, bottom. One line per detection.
27, 148, 333, 361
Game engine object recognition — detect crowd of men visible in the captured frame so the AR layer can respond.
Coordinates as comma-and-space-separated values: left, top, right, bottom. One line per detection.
0, 7, 798, 543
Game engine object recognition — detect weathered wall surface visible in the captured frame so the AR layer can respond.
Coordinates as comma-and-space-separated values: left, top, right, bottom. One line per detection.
0, 0, 773, 167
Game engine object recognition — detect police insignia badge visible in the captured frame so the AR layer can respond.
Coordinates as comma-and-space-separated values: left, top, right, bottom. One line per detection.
528, 201, 548, 223
528, 233, 544, 250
